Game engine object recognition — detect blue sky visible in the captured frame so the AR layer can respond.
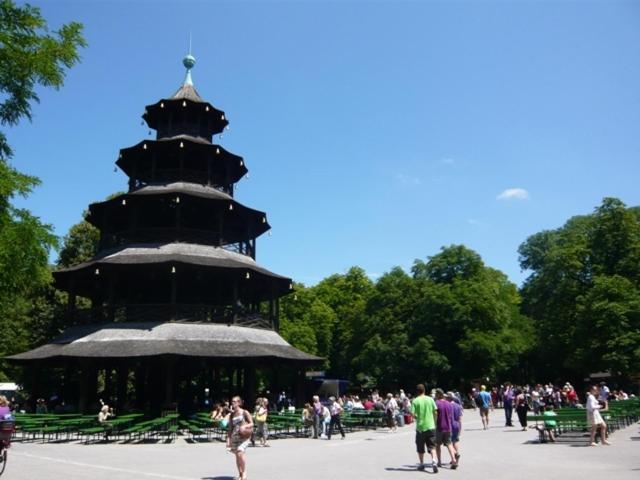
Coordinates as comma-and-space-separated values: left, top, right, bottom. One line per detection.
8, 0, 640, 286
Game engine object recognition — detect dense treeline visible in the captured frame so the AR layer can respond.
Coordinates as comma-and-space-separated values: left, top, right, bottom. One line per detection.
278, 198, 640, 390
519, 198, 640, 383
0, 2, 638, 393
280, 246, 533, 390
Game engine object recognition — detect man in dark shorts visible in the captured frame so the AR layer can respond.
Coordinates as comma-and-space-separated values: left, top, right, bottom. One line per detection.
435, 389, 458, 469
411, 384, 439, 473
477, 385, 493, 430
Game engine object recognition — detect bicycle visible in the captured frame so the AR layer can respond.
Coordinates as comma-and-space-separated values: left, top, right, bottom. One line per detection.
0, 420, 16, 476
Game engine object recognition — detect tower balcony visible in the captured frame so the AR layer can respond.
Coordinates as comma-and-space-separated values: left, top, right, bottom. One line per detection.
101, 228, 256, 258
68, 303, 275, 330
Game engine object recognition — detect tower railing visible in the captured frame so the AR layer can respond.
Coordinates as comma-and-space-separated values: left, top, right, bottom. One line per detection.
100, 228, 255, 257
69, 303, 274, 329
128, 170, 234, 194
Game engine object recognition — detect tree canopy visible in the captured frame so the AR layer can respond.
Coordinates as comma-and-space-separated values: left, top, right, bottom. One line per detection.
0, 0, 85, 380
281, 247, 532, 390
519, 198, 640, 380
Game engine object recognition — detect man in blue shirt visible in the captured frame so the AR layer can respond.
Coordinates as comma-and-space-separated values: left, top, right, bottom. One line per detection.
477, 385, 493, 430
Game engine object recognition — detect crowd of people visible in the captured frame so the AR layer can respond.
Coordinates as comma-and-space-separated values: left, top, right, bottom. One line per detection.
4, 379, 635, 479
212, 380, 636, 478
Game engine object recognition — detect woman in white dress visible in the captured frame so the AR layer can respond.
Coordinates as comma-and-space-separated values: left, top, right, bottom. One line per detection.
586, 385, 610, 446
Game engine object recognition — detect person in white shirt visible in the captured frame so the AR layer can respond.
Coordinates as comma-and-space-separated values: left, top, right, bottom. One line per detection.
327, 396, 346, 440
320, 405, 331, 438
385, 393, 398, 432
586, 385, 610, 446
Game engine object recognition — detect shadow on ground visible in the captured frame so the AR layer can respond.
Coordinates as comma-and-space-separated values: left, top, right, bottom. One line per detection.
385, 465, 438, 474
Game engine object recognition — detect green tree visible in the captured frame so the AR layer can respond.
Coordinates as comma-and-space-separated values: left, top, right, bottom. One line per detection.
57, 218, 99, 268
519, 198, 640, 381
354, 267, 448, 389
0, 0, 86, 158
279, 283, 335, 368
412, 245, 532, 387
0, 1, 85, 380
313, 267, 374, 379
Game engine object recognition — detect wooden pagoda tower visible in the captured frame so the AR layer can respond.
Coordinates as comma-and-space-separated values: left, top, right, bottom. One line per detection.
10, 55, 320, 413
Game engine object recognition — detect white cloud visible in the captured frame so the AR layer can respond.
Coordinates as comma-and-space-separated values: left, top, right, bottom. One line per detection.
497, 188, 529, 201
467, 218, 489, 227
395, 173, 421, 185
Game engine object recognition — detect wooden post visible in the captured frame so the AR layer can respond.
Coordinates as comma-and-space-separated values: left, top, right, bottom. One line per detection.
116, 364, 128, 412
296, 368, 306, 408
134, 364, 148, 410
244, 366, 256, 405
213, 366, 221, 402
227, 366, 234, 399
78, 361, 97, 414
107, 274, 116, 322
164, 358, 176, 407
171, 270, 177, 320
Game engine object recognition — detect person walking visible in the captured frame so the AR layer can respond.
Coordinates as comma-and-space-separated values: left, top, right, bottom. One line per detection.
226, 396, 254, 480
250, 397, 261, 447
327, 395, 346, 440
320, 403, 331, 438
503, 383, 514, 426
587, 385, 610, 446
447, 391, 463, 464
385, 393, 398, 432
435, 389, 458, 470
514, 388, 529, 431
255, 398, 269, 447
302, 403, 314, 437
312, 395, 322, 439
411, 384, 439, 473
477, 385, 492, 430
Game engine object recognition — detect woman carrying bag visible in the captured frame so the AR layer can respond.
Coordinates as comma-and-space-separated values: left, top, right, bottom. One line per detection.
226, 396, 254, 480
255, 398, 269, 447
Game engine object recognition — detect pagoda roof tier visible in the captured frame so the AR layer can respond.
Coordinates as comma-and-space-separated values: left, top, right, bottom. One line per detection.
143, 95, 228, 139
86, 182, 271, 244
54, 243, 292, 297
6, 322, 322, 363
116, 136, 247, 187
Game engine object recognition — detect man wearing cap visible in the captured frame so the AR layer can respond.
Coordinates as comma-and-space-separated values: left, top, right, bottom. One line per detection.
435, 389, 458, 469
411, 384, 439, 473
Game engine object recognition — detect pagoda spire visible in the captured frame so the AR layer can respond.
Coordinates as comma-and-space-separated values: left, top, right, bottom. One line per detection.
171, 51, 203, 102
183, 38, 195, 86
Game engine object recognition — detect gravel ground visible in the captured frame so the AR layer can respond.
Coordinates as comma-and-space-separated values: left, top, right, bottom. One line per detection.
6, 410, 640, 479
